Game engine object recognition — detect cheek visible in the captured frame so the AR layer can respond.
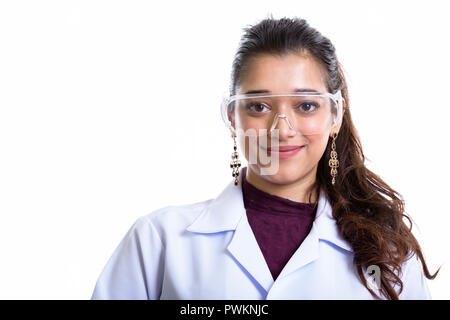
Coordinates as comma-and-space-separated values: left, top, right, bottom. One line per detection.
234, 113, 248, 131
290, 135, 329, 172
237, 131, 260, 162
304, 134, 330, 159
235, 125, 266, 158
309, 133, 329, 148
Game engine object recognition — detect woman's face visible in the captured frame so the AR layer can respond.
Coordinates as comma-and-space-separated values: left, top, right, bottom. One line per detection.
230, 53, 344, 185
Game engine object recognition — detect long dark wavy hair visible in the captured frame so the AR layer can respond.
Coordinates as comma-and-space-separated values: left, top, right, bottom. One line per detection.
228, 15, 440, 299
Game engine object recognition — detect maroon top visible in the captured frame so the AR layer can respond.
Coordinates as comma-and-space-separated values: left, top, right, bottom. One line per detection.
241, 167, 318, 281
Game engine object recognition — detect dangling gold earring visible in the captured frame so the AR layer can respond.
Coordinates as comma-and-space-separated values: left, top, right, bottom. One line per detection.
328, 132, 339, 185
230, 132, 241, 186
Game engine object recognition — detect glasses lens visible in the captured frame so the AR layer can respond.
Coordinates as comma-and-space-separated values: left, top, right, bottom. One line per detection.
229, 94, 337, 135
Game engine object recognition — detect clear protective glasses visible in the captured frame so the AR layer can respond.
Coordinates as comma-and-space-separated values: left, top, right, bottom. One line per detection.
221, 90, 344, 136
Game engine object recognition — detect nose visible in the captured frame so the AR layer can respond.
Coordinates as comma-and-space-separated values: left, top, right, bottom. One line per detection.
270, 113, 297, 138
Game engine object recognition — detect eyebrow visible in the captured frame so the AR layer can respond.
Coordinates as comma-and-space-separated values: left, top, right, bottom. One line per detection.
243, 88, 320, 94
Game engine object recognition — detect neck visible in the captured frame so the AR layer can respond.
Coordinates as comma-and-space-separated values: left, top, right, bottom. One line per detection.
244, 166, 318, 204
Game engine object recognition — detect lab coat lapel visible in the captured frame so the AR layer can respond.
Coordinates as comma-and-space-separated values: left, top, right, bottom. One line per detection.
186, 166, 274, 292
186, 166, 353, 292
276, 187, 353, 280
275, 190, 325, 280
226, 210, 274, 292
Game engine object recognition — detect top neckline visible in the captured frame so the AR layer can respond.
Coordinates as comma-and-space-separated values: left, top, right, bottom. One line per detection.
241, 167, 318, 216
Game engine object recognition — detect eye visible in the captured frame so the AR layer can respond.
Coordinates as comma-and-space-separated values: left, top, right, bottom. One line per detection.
298, 102, 319, 113
245, 102, 269, 113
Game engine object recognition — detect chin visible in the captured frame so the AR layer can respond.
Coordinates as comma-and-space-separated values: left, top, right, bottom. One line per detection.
257, 165, 305, 184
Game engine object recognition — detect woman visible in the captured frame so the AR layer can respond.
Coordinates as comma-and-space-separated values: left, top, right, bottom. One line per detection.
91, 16, 439, 300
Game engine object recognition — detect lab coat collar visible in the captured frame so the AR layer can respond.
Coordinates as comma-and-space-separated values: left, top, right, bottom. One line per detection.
186, 166, 353, 291
186, 166, 352, 253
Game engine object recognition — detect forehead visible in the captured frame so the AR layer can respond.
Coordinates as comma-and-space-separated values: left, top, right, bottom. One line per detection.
238, 53, 328, 93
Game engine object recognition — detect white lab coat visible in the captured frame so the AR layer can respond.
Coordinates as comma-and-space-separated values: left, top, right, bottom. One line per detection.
91, 166, 432, 300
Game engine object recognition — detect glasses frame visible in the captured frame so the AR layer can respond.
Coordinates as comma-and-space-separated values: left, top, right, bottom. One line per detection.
221, 90, 344, 135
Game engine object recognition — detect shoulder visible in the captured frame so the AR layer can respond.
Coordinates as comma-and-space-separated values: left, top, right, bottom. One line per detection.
132, 198, 214, 241
397, 251, 432, 299
91, 198, 214, 300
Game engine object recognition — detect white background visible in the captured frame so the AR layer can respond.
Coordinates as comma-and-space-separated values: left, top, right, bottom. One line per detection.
0, 0, 448, 299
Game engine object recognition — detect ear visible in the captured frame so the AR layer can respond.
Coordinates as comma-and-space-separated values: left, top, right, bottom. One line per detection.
330, 98, 346, 138
227, 109, 236, 135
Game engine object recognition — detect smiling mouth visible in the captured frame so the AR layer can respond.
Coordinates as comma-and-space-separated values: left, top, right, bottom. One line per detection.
260, 145, 305, 159
260, 145, 305, 152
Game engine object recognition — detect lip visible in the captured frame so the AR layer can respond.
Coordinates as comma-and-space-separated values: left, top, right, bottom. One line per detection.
267, 145, 304, 152
261, 145, 305, 159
